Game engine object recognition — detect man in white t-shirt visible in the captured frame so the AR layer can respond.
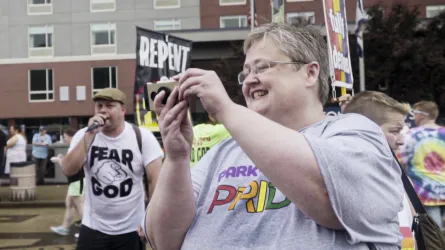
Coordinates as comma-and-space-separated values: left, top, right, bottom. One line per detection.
61, 88, 163, 250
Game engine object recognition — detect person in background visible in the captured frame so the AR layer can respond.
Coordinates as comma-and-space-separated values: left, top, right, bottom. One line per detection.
342, 91, 417, 250
338, 94, 352, 113
398, 101, 445, 231
20, 124, 27, 144
32, 126, 52, 185
0, 127, 6, 193
0, 128, 6, 174
190, 112, 231, 167
50, 128, 84, 239
4, 124, 27, 175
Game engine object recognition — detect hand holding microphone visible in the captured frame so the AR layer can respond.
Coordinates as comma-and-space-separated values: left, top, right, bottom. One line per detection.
86, 114, 109, 133
82, 114, 108, 153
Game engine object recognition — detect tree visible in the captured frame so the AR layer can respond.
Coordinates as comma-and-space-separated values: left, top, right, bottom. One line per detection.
362, 3, 445, 113
189, 41, 246, 124
213, 41, 246, 107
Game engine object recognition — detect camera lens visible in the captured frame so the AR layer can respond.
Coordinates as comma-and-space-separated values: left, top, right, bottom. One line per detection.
150, 91, 157, 102
158, 87, 172, 105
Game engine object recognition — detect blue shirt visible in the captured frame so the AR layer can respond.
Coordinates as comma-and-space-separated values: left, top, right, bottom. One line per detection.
32, 133, 52, 159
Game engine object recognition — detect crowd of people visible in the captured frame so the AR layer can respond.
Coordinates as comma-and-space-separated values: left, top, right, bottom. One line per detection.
39, 22, 445, 250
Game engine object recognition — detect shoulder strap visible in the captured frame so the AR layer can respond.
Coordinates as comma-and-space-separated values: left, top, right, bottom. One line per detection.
131, 123, 142, 154
131, 123, 149, 202
389, 147, 427, 214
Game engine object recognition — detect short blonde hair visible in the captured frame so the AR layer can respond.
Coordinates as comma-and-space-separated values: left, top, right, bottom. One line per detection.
343, 91, 410, 126
243, 23, 330, 105
413, 101, 439, 120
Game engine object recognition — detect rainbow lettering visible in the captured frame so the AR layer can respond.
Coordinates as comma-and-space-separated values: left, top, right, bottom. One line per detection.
218, 166, 260, 182
208, 181, 291, 214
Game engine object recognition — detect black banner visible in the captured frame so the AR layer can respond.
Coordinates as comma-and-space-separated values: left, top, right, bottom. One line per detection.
134, 26, 192, 132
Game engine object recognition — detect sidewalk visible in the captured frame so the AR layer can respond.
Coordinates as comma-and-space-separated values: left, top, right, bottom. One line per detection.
0, 184, 67, 208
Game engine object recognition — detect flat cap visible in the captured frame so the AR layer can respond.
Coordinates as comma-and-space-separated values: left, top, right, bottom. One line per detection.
93, 88, 126, 105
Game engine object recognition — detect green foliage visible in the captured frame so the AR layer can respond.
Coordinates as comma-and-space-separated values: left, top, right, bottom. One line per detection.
212, 41, 246, 107
363, 3, 445, 113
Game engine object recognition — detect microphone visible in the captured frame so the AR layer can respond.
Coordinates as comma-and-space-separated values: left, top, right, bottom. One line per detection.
86, 118, 108, 132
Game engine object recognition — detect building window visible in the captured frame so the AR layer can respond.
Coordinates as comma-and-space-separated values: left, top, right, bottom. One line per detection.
28, 25, 53, 57
219, 0, 246, 6
220, 15, 247, 28
154, 0, 180, 9
29, 69, 54, 102
154, 20, 182, 31
91, 23, 116, 55
92, 67, 117, 95
28, 0, 52, 15
287, 12, 315, 24
426, 5, 445, 18
90, 0, 116, 12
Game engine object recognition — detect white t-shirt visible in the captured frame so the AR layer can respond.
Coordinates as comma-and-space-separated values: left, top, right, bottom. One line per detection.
68, 122, 163, 235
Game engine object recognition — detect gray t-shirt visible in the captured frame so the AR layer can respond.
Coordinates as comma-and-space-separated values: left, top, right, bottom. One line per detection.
150, 113, 404, 249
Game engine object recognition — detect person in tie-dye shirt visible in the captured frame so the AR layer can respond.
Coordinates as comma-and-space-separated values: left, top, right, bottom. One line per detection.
398, 101, 445, 231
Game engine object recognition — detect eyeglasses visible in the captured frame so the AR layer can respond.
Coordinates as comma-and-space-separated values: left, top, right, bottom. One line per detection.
413, 110, 430, 116
237, 60, 308, 85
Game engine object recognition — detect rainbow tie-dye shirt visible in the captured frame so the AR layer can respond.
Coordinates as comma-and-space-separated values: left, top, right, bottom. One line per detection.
398, 126, 445, 206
